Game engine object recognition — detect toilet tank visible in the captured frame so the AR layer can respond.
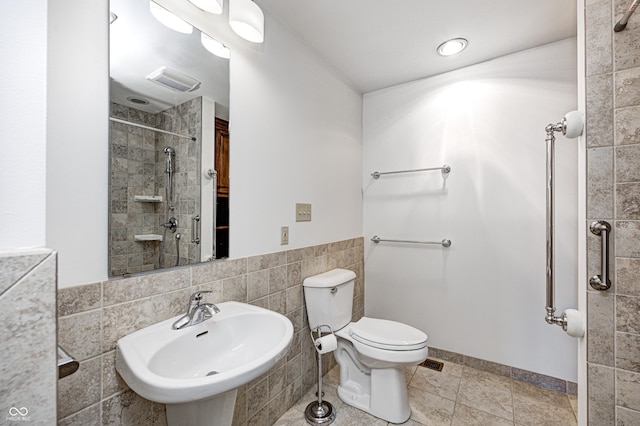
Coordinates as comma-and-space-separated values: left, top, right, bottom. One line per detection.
303, 268, 356, 331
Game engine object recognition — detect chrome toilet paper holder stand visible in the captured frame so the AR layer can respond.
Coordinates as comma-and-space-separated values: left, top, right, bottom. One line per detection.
305, 324, 337, 425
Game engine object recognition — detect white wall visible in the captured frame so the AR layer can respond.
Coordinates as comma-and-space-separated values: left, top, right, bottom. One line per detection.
228, 10, 363, 258
363, 39, 579, 381
0, 0, 48, 250
43, 0, 362, 287
46, 0, 110, 288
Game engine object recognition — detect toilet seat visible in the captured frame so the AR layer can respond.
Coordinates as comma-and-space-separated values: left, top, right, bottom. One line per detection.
349, 317, 428, 351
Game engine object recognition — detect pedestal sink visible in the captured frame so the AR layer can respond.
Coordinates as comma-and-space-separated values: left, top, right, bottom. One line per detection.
116, 301, 294, 426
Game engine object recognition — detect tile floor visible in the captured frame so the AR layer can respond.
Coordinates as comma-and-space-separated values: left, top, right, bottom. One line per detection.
274, 359, 578, 426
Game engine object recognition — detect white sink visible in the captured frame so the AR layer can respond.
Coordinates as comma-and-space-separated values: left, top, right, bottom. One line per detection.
116, 301, 294, 425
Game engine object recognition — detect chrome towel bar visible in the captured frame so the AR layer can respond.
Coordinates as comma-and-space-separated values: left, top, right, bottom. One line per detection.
371, 164, 451, 179
371, 236, 451, 248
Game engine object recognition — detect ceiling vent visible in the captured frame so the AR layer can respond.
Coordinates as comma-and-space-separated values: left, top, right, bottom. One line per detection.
146, 66, 201, 92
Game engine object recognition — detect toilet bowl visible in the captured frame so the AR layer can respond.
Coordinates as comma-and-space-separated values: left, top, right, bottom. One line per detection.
303, 269, 428, 424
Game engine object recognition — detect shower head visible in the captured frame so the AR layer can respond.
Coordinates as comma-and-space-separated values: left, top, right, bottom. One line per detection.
164, 146, 175, 173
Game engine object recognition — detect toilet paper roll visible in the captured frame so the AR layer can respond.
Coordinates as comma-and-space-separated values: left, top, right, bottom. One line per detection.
314, 334, 337, 354
564, 309, 585, 338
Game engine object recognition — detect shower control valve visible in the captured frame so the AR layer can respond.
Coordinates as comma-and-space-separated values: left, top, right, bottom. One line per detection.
163, 217, 178, 233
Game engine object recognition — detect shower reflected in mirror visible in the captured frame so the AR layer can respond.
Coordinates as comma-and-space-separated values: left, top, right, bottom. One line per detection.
109, 0, 230, 276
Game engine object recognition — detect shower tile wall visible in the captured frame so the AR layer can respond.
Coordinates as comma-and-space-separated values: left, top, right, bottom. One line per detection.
56, 238, 364, 425
109, 98, 202, 276
0, 249, 57, 424
586, 0, 640, 424
157, 97, 202, 268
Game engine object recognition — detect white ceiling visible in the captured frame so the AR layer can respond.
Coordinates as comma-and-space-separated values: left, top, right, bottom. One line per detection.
110, 0, 230, 114
256, 0, 577, 93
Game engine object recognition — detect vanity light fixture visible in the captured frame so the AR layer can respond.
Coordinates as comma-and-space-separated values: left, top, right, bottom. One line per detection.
201, 33, 231, 59
437, 38, 468, 56
188, 0, 223, 14
229, 0, 264, 43
149, 1, 193, 34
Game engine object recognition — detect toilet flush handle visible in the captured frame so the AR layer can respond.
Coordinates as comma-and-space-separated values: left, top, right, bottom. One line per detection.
330, 287, 337, 294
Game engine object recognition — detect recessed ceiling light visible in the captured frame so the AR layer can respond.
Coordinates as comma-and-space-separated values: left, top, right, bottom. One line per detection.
126, 96, 150, 105
437, 38, 468, 56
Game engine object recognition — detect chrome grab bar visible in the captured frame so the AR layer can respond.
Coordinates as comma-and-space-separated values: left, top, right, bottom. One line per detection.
371, 235, 452, 247
543, 112, 585, 335
191, 215, 200, 244
545, 123, 559, 326
589, 220, 612, 290
371, 164, 451, 179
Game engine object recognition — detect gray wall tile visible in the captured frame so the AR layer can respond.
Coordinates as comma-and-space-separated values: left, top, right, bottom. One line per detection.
617, 295, 640, 334
586, 0, 613, 77
615, 68, 640, 109
616, 405, 640, 425
588, 363, 616, 425
616, 332, 640, 373
0, 251, 57, 424
616, 221, 640, 258
586, 75, 613, 147
617, 369, 640, 411
616, 258, 640, 296
615, 106, 640, 145
616, 183, 640, 219
616, 144, 640, 182
588, 292, 615, 366
587, 147, 614, 217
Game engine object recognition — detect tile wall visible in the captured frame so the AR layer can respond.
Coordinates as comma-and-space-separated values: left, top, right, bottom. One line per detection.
156, 98, 202, 268
56, 238, 364, 425
0, 249, 57, 424
109, 97, 202, 276
585, 0, 640, 423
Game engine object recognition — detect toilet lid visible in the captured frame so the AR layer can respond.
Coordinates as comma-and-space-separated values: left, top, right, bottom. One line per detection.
349, 317, 428, 351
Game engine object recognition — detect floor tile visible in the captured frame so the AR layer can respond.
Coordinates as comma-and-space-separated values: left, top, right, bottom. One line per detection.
409, 362, 463, 401
457, 367, 514, 421
511, 381, 577, 426
451, 403, 515, 426
408, 386, 455, 426
274, 360, 579, 426
331, 404, 387, 426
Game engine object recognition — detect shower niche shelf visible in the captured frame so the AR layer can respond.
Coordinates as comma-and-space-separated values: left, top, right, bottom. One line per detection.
134, 234, 163, 242
134, 195, 163, 203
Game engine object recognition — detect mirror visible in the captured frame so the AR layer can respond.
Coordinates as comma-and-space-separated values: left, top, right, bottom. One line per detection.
108, 0, 230, 276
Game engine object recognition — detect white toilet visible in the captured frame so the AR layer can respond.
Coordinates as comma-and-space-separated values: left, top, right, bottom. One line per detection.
303, 268, 428, 424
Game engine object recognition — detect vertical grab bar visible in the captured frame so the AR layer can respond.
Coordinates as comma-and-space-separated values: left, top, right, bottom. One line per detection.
545, 124, 560, 327
543, 112, 585, 337
191, 215, 201, 244
589, 220, 612, 290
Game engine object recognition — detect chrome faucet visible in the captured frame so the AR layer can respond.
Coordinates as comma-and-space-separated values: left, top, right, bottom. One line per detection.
172, 291, 220, 330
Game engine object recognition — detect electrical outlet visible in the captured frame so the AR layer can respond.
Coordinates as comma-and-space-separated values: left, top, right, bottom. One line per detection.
296, 203, 312, 222
281, 226, 289, 245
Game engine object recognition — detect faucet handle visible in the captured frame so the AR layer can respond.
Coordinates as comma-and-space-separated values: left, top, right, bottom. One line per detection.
189, 291, 212, 304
